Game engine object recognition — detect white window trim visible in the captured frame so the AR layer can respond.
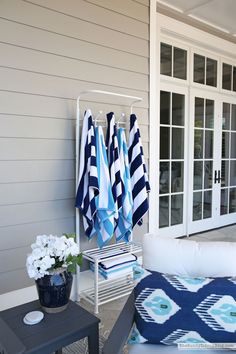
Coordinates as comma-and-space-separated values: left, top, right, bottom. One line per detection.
149, 3, 236, 236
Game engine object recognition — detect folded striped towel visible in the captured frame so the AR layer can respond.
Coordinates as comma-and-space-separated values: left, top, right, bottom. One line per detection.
99, 253, 137, 270
90, 261, 137, 280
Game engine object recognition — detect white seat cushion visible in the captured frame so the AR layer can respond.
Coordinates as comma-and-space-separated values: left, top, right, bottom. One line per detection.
128, 344, 233, 354
142, 233, 236, 277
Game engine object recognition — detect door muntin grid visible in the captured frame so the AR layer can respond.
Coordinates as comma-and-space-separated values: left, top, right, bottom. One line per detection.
192, 97, 214, 221
159, 90, 185, 228
220, 103, 236, 215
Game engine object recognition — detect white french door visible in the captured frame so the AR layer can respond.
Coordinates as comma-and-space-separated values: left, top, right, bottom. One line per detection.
188, 89, 236, 234
158, 83, 188, 237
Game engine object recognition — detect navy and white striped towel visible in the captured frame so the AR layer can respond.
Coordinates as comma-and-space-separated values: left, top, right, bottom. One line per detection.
115, 128, 133, 242
106, 112, 124, 231
128, 114, 150, 227
75, 110, 98, 238
93, 126, 116, 248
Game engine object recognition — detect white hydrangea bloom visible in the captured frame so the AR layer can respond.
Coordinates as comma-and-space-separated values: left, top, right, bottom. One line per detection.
26, 234, 80, 280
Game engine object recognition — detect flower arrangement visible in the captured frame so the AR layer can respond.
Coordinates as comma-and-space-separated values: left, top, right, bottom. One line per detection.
26, 234, 82, 280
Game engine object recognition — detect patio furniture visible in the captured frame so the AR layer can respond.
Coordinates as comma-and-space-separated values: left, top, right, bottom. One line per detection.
102, 234, 236, 354
0, 299, 100, 354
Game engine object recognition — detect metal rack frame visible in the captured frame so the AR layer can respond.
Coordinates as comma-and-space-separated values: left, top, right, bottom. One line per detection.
75, 90, 143, 312
81, 242, 142, 314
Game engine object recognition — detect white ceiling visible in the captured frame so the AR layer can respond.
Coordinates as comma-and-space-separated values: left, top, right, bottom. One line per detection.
157, 0, 236, 40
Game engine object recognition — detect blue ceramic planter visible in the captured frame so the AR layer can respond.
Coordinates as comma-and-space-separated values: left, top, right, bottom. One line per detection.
35, 269, 73, 313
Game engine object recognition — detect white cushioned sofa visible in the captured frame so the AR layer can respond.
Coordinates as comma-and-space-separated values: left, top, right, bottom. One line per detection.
102, 234, 236, 354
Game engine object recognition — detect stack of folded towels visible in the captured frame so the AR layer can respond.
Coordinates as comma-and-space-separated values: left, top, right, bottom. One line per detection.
90, 251, 137, 280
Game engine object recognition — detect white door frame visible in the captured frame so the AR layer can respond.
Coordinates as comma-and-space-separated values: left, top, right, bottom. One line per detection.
149, 4, 236, 237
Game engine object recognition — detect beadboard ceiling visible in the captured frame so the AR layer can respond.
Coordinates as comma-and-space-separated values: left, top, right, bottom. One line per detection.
156, 0, 236, 43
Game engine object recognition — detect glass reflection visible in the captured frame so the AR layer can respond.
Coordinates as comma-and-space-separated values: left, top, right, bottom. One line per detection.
193, 192, 202, 221
220, 189, 228, 215
230, 161, 236, 186
203, 191, 212, 219
160, 127, 170, 159
222, 132, 230, 158
205, 130, 213, 159
172, 93, 185, 126
204, 161, 213, 189
171, 194, 183, 225
222, 103, 230, 130
194, 129, 203, 159
174, 47, 187, 80
222, 63, 232, 90
229, 188, 236, 213
221, 160, 229, 187
160, 91, 170, 125
231, 105, 236, 131
161, 43, 172, 76
206, 58, 217, 87
159, 196, 169, 228
159, 162, 169, 194
172, 128, 184, 159
231, 133, 236, 158
195, 97, 204, 128
194, 161, 203, 190
194, 54, 205, 84
205, 100, 214, 129
234, 67, 236, 92
171, 162, 183, 193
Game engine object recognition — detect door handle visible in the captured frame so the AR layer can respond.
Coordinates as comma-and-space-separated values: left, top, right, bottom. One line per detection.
214, 170, 221, 184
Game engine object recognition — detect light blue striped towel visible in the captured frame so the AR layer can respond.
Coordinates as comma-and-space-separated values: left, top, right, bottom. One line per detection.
106, 112, 124, 225
115, 128, 133, 242
93, 126, 116, 248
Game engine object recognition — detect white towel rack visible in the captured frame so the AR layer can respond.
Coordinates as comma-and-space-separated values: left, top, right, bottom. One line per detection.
75, 90, 143, 310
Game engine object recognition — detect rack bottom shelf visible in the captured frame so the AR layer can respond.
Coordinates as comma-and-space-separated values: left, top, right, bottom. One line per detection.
81, 276, 135, 307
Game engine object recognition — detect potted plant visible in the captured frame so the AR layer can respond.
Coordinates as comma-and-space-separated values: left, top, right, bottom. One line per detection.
26, 234, 82, 313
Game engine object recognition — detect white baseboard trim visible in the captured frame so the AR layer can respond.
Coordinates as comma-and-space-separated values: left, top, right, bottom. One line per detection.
0, 270, 93, 311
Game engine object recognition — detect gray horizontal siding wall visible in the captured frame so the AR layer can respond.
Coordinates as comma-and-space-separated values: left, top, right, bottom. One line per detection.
0, 0, 150, 294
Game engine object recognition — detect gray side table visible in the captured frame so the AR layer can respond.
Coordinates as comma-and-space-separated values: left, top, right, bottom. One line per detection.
0, 300, 100, 354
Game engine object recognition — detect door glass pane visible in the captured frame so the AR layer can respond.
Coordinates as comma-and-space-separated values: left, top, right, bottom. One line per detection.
222, 103, 230, 130
206, 58, 217, 87
231, 105, 236, 131
230, 161, 236, 186
160, 162, 169, 194
194, 129, 203, 159
231, 133, 236, 158
171, 162, 183, 193
161, 43, 172, 76
221, 160, 229, 187
172, 128, 184, 159
222, 132, 230, 158
203, 191, 212, 219
222, 63, 232, 90
205, 130, 213, 158
160, 91, 170, 125
173, 47, 187, 80
195, 97, 204, 128
205, 99, 214, 129
194, 54, 205, 84
194, 161, 203, 190
172, 93, 185, 126
160, 127, 170, 159
204, 161, 213, 189
229, 188, 236, 213
171, 194, 183, 225
159, 196, 169, 227
220, 189, 228, 215
193, 192, 202, 220
233, 67, 236, 92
